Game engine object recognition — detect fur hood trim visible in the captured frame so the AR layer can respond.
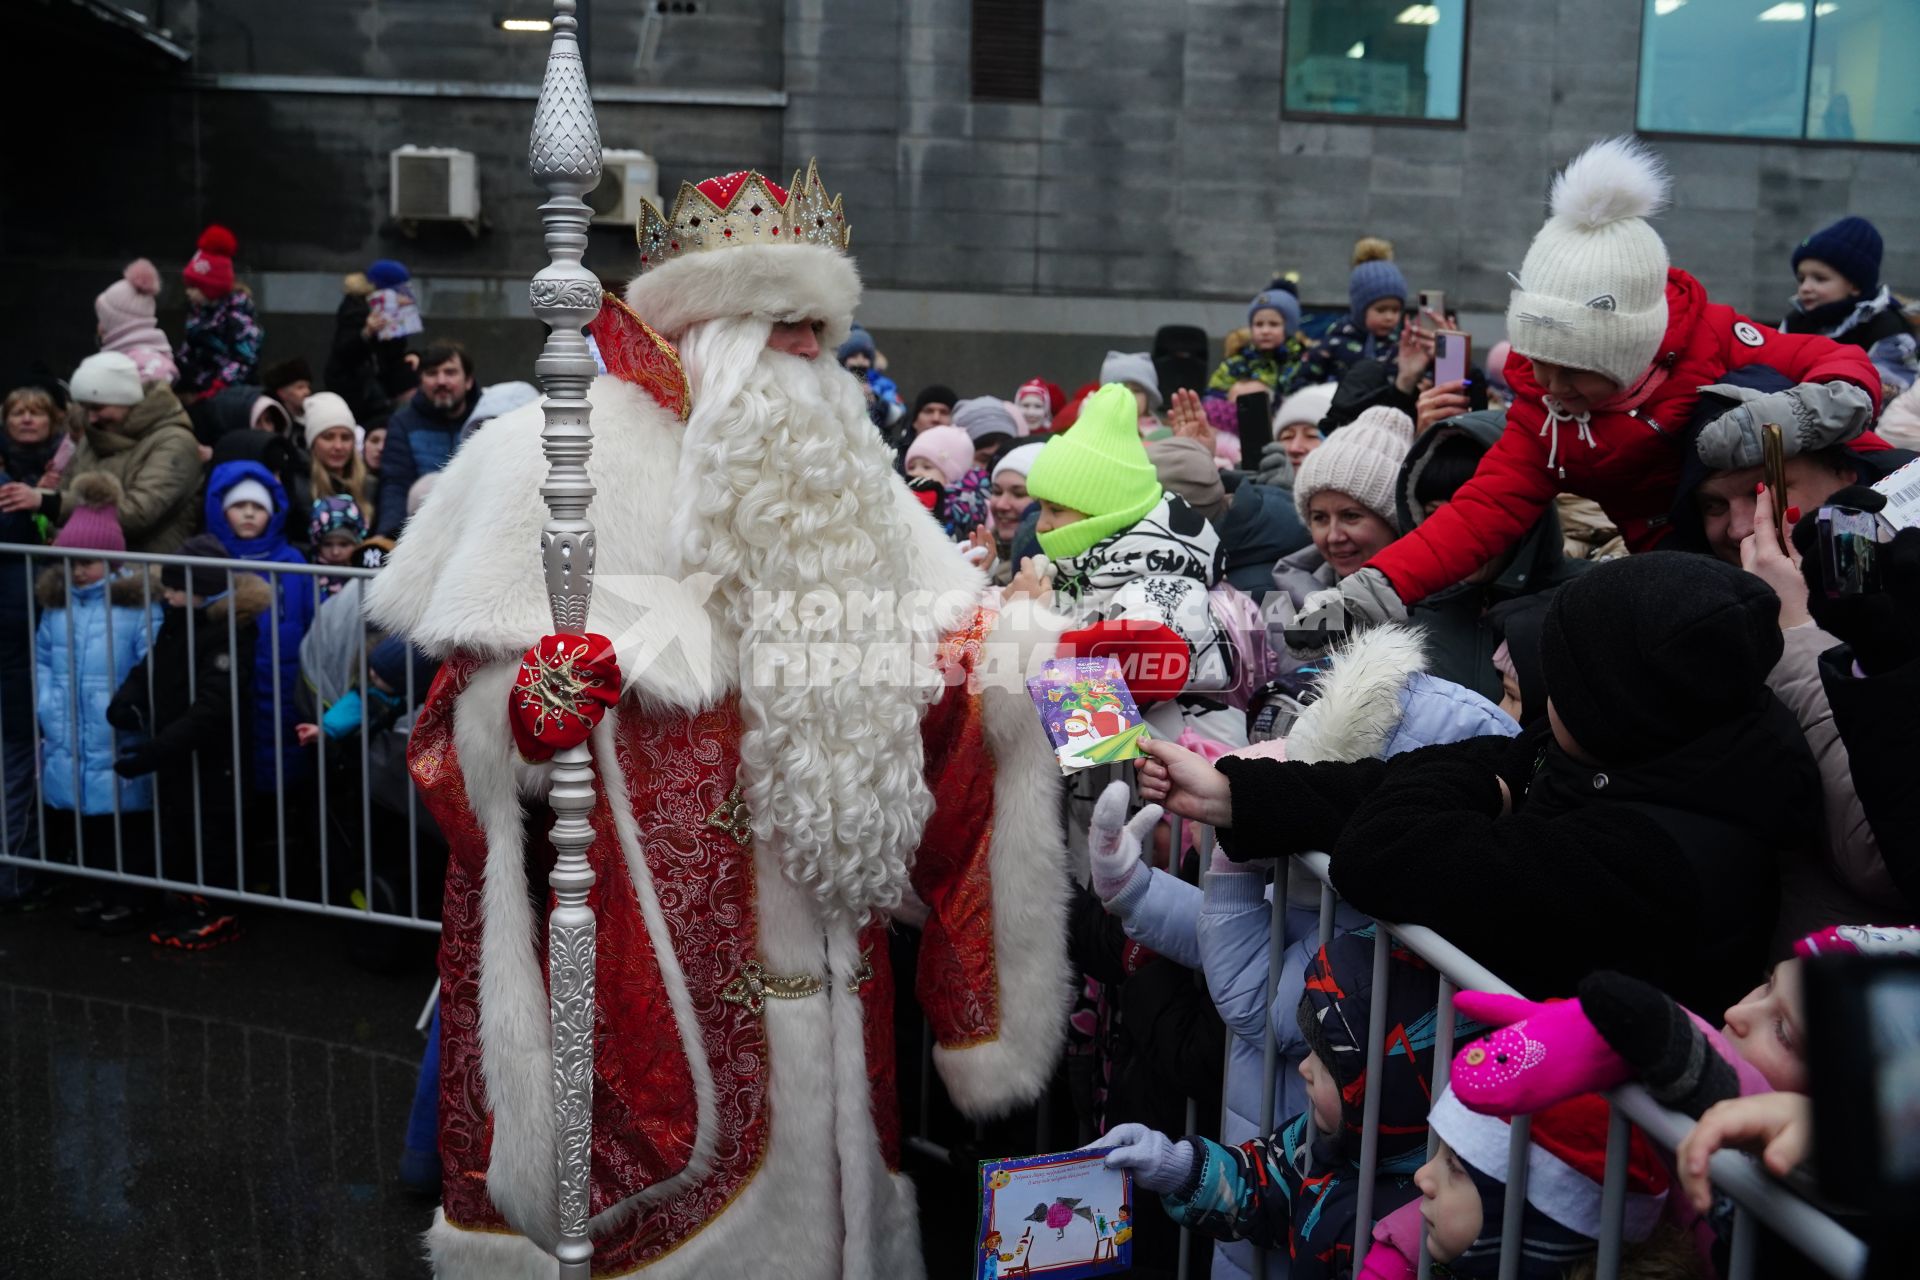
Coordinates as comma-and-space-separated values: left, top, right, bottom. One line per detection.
367, 373, 985, 714
1284, 624, 1427, 764
36, 565, 154, 610
207, 571, 273, 627
623, 243, 862, 348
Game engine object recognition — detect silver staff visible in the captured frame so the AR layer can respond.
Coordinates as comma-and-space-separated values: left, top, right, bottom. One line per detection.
528, 2, 603, 1275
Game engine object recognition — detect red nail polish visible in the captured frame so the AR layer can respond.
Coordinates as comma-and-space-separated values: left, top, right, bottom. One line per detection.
1785, 506, 1800, 524
1755, 482, 1765, 495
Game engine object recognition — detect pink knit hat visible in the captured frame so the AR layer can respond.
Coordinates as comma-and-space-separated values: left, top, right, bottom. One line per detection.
904, 425, 975, 487
53, 473, 127, 554
95, 259, 162, 342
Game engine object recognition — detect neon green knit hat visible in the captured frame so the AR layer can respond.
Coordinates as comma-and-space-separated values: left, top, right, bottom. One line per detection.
1027, 383, 1164, 560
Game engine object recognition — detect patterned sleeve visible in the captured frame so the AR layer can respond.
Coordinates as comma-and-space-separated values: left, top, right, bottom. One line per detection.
1159, 1124, 1301, 1249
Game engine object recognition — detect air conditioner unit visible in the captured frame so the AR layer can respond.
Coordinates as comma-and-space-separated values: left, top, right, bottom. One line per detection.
390, 146, 481, 226
587, 149, 661, 226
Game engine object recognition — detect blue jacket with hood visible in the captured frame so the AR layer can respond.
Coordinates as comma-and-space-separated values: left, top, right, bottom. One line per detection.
206, 460, 318, 789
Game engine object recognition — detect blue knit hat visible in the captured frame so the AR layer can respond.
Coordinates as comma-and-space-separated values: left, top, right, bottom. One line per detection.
1248, 288, 1302, 333
367, 259, 411, 288
836, 324, 877, 364
1793, 215, 1882, 296
1349, 260, 1410, 322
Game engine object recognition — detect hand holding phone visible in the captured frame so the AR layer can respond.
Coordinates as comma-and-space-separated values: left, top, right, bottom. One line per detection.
1433, 330, 1470, 389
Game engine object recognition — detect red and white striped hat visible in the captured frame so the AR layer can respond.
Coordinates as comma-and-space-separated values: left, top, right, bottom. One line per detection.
1429, 1088, 1670, 1241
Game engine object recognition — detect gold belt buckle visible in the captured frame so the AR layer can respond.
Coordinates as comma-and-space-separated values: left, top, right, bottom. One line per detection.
720, 946, 875, 1016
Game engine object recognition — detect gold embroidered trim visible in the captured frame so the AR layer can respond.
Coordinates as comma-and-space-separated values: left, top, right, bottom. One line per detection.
719, 961, 824, 1016
703, 784, 752, 846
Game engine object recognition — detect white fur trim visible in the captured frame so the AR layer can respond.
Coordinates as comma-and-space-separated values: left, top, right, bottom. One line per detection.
929, 675, 1076, 1118
1284, 624, 1426, 764
624, 244, 861, 348
1429, 1092, 1667, 1243
1549, 136, 1669, 230
426, 1205, 554, 1279
454, 661, 562, 1250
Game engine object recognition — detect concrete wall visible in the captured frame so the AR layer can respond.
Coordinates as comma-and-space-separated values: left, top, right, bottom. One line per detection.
4, 0, 1915, 405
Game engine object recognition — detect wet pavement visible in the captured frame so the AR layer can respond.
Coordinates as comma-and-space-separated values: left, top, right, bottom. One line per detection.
1, 880, 440, 1278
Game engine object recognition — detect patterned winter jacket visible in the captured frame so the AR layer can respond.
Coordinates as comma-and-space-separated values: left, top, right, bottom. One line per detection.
175, 289, 264, 400
1291, 317, 1400, 393
1207, 334, 1312, 399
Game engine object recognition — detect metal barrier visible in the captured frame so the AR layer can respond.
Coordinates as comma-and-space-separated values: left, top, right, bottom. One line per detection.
0, 542, 439, 933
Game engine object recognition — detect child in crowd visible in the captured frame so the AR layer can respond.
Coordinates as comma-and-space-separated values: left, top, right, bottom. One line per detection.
904, 424, 988, 540
1100, 927, 1457, 1279
309, 494, 369, 598
174, 225, 264, 402
303, 390, 376, 531
1100, 351, 1168, 439
1780, 215, 1916, 395
1207, 283, 1310, 402
1013, 378, 1056, 433
1292, 239, 1410, 390
94, 258, 177, 385
362, 422, 387, 482
295, 635, 427, 748
34, 475, 160, 927
1305, 138, 1882, 634
206, 460, 318, 796
1360, 1091, 1688, 1280
107, 533, 267, 949
1010, 383, 1244, 749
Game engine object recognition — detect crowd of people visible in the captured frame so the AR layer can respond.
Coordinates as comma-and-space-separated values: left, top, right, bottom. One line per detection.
0, 226, 530, 946
4, 134, 1920, 1279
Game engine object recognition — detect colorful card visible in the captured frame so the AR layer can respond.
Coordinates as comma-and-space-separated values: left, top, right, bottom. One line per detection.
1027, 656, 1150, 773
976, 1148, 1132, 1278
368, 286, 424, 338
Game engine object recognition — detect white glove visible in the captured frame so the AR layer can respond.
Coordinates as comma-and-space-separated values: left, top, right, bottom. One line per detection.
1091, 1123, 1195, 1194
1693, 380, 1874, 470
1089, 781, 1162, 906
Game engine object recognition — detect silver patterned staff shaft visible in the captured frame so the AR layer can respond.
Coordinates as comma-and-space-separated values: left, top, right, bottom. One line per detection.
528, 2, 604, 1276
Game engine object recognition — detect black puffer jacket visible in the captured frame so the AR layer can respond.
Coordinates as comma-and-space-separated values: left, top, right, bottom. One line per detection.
1214, 701, 1820, 1015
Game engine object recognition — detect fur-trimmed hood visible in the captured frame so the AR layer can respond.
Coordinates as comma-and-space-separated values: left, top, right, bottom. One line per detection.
35, 565, 152, 610
203, 570, 273, 628
366, 372, 987, 714
1286, 624, 1517, 763
624, 243, 862, 349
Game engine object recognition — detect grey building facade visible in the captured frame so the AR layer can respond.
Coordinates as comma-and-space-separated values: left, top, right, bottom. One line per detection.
6, 0, 1916, 401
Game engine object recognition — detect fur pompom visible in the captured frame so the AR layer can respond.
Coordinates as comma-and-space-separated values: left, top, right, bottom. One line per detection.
1550, 136, 1669, 230
197, 224, 238, 255
69, 471, 124, 511
122, 258, 161, 296
1351, 236, 1395, 265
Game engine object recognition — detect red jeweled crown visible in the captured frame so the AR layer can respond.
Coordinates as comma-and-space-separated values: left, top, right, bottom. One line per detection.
635, 159, 849, 273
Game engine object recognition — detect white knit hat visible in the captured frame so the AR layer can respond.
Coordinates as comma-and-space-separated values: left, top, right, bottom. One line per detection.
1275, 381, 1338, 430
1506, 137, 1672, 389
1099, 350, 1163, 411
992, 441, 1045, 480
302, 391, 358, 450
221, 478, 275, 515
1293, 405, 1415, 529
70, 351, 144, 407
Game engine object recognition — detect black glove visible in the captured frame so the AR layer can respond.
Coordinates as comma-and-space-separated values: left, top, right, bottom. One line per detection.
105, 698, 144, 732
113, 743, 162, 779
1792, 484, 1920, 676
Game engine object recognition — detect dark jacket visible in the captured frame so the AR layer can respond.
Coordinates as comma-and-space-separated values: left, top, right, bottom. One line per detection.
1820, 646, 1920, 910
1214, 705, 1820, 1015
0, 464, 42, 744
108, 575, 269, 769
375, 386, 479, 537
1397, 410, 1589, 703
206, 461, 319, 789
325, 291, 413, 423
1218, 481, 1309, 601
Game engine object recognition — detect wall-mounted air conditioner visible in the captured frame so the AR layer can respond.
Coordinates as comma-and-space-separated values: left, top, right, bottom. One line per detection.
390, 146, 481, 232
588, 149, 661, 226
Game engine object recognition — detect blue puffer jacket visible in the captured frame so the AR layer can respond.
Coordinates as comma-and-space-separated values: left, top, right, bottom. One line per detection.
206, 460, 319, 790
35, 568, 161, 814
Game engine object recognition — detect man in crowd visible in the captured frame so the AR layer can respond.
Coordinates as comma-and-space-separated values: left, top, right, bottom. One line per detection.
374, 342, 478, 537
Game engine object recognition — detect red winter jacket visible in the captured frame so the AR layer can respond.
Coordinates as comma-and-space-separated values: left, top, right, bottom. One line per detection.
1368, 269, 1881, 606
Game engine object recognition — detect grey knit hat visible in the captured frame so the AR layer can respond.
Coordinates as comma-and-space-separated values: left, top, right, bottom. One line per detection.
1293, 405, 1416, 529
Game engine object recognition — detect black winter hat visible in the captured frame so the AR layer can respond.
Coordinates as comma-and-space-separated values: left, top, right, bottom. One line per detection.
911, 384, 956, 417
261, 357, 314, 394
161, 533, 237, 599
1539, 552, 1782, 766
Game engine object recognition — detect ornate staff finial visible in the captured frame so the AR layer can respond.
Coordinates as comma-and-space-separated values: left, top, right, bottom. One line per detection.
529, 1, 603, 1275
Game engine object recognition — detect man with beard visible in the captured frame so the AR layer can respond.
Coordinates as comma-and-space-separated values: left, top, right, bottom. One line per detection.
374, 342, 481, 537
367, 163, 1076, 1278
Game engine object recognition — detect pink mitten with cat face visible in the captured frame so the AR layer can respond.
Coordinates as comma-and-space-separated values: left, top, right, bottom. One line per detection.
1447, 991, 1632, 1116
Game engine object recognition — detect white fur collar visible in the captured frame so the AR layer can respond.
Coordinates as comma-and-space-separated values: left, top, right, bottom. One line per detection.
1284, 624, 1427, 764
365, 374, 986, 715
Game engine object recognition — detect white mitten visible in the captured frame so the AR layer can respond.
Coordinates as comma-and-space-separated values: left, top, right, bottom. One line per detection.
1693, 379, 1874, 469
1089, 780, 1163, 907
1092, 1123, 1195, 1194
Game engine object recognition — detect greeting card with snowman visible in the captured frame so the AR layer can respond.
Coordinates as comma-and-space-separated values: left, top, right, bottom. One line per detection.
1026, 656, 1150, 773
975, 1147, 1132, 1278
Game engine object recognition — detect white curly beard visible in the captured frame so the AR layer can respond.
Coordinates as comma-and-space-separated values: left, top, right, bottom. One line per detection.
674, 316, 942, 925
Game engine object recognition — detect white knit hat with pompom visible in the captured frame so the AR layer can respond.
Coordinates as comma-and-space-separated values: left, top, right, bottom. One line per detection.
1506, 137, 1672, 388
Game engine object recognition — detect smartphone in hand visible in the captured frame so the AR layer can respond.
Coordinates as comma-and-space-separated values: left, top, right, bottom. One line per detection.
1433, 330, 1470, 388
1236, 390, 1274, 465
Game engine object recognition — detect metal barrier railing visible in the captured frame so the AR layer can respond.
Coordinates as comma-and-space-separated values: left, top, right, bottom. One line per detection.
0, 542, 438, 933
